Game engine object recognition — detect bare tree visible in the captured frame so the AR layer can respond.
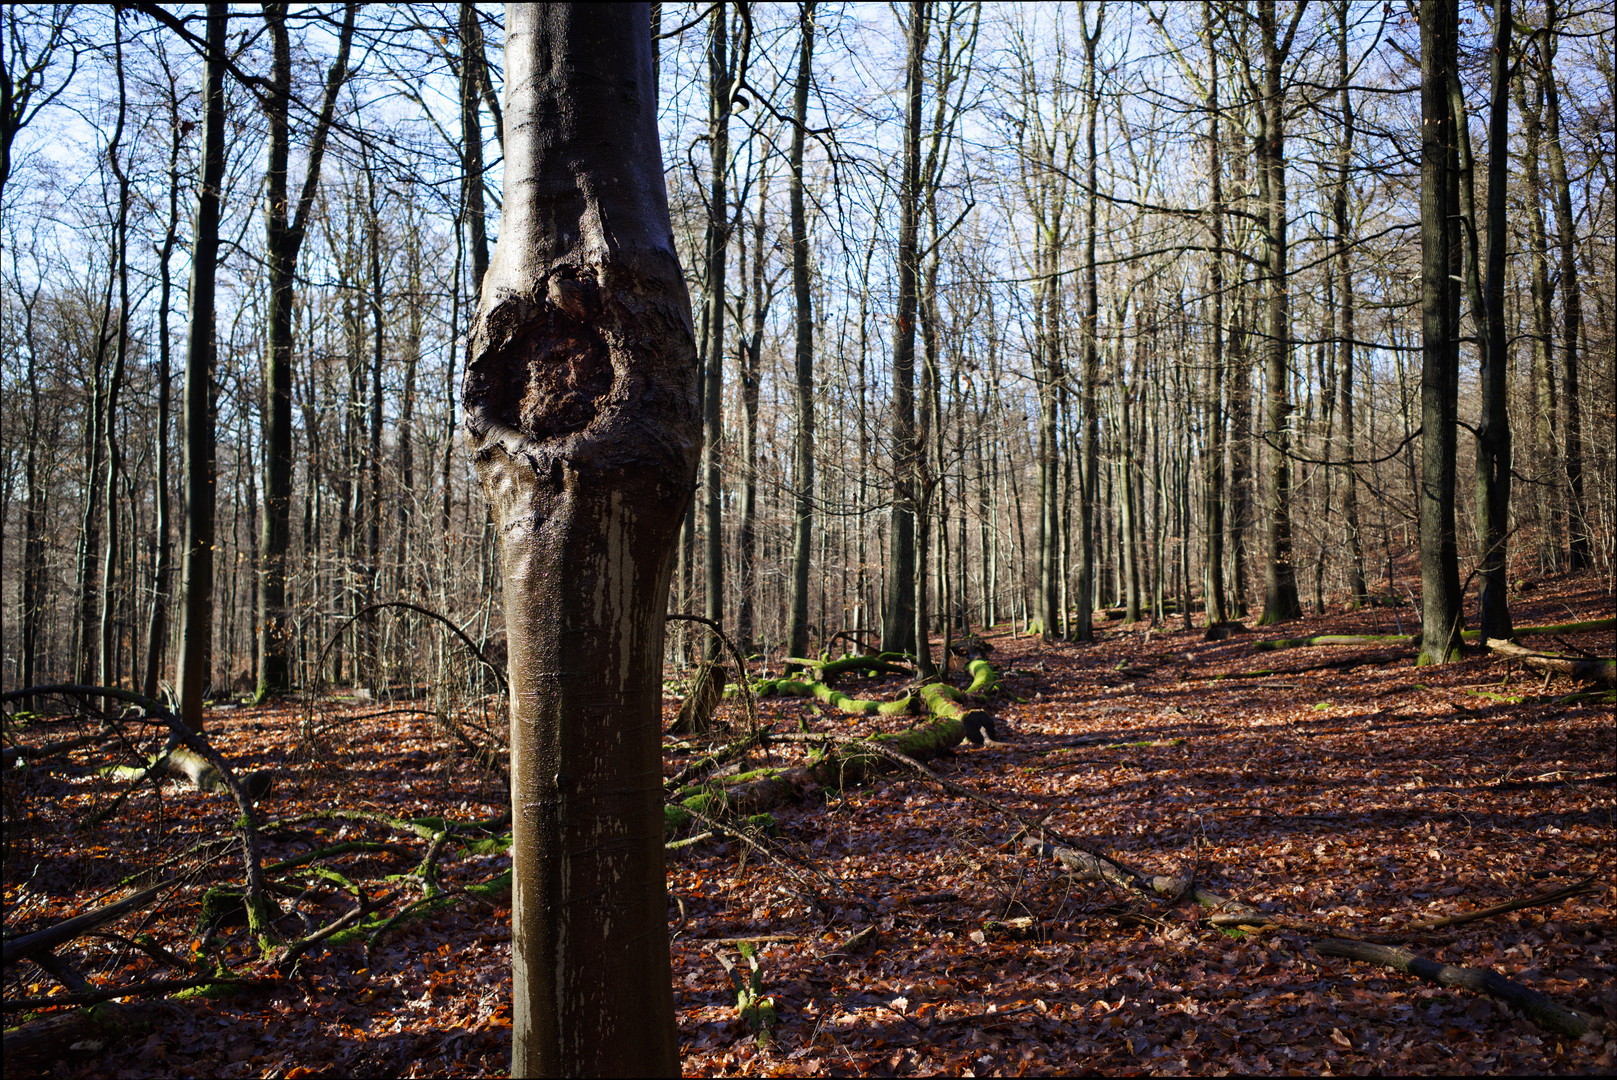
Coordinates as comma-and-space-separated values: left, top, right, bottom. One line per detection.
255, 1, 355, 700
174, 2, 227, 731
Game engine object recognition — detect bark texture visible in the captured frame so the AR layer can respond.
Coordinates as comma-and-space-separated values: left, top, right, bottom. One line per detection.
461, 5, 695, 1075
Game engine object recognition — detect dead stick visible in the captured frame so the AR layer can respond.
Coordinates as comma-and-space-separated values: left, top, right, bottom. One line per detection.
1403, 877, 1597, 933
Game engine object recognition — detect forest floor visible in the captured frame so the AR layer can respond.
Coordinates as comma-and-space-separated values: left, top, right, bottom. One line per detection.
3, 571, 1614, 1077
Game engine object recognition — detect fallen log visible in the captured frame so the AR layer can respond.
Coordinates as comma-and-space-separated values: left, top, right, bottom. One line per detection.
782, 653, 913, 684
3, 1002, 181, 1073
1021, 833, 1603, 1039
1018, 835, 1261, 920
1486, 639, 1616, 685
1313, 938, 1601, 1037
745, 677, 913, 717
1492, 616, 1615, 638
664, 713, 967, 834
2, 732, 111, 771
964, 658, 1001, 695
3, 879, 179, 969
918, 683, 996, 745
667, 664, 1002, 833
105, 739, 275, 801
1249, 633, 1413, 652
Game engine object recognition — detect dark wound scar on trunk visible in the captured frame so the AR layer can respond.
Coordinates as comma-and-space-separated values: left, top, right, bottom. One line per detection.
469, 267, 611, 440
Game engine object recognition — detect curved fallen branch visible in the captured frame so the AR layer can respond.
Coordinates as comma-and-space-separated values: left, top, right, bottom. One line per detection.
2, 685, 278, 950
1313, 938, 1601, 1037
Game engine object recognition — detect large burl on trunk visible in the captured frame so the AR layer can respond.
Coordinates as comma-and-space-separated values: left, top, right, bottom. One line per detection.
461, 5, 697, 1075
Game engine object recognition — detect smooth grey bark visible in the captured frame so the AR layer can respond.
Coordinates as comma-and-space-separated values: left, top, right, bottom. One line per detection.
1333, 0, 1367, 607
175, 3, 227, 732
256, 1, 354, 700
882, 2, 927, 655
785, 1, 815, 664
1465, 0, 1512, 640
142, 64, 185, 700
1417, 0, 1464, 665
460, 5, 691, 1074
1073, 0, 1102, 642
1512, 63, 1561, 569
98, 19, 130, 686
1255, 0, 1301, 625
1200, 0, 1227, 626
701, 1, 735, 657
735, 202, 763, 654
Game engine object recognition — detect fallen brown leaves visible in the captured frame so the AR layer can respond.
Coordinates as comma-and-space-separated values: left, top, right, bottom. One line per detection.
4, 571, 1613, 1076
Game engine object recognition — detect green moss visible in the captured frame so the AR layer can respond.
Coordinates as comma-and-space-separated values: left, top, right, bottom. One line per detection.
964, 659, 1001, 694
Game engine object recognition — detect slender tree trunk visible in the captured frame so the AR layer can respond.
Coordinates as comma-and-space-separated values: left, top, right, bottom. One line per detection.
1417, 0, 1464, 664
460, 7, 691, 1072
701, 2, 733, 656
883, 2, 928, 654
142, 85, 183, 699
99, 22, 130, 686
1201, 1, 1228, 626
1468, 0, 1512, 639
175, 4, 227, 732
736, 202, 763, 654
1334, 0, 1368, 606
1228, 300, 1252, 615
1074, 0, 1103, 642
364, 145, 386, 683
20, 285, 45, 700
1513, 65, 1561, 569
1257, 0, 1301, 625
786, 1, 816, 662
256, 2, 355, 701
1539, 3, 1588, 569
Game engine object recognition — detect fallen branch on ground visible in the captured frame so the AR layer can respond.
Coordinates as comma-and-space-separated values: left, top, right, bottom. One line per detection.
1486, 639, 1616, 684
1313, 938, 1602, 1037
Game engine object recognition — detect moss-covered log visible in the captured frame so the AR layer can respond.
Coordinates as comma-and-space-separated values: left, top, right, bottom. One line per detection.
1248, 633, 1414, 652
918, 682, 996, 744
664, 712, 968, 836
964, 659, 1001, 694
783, 654, 913, 684
1483, 616, 1615, 638
105, 740, 274, 800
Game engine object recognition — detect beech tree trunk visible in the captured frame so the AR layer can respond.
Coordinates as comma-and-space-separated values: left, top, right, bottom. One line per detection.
786, 2, 816, 664
1257, 0, 1301, 626
882, 2, 927, 655
461, 5, 694, 1073
174, 4, 227, 732
1418, 0, 1464, 664
256, 3, 354, 700
1469, 0, 1512, 641
1539, 2, 1589, 569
